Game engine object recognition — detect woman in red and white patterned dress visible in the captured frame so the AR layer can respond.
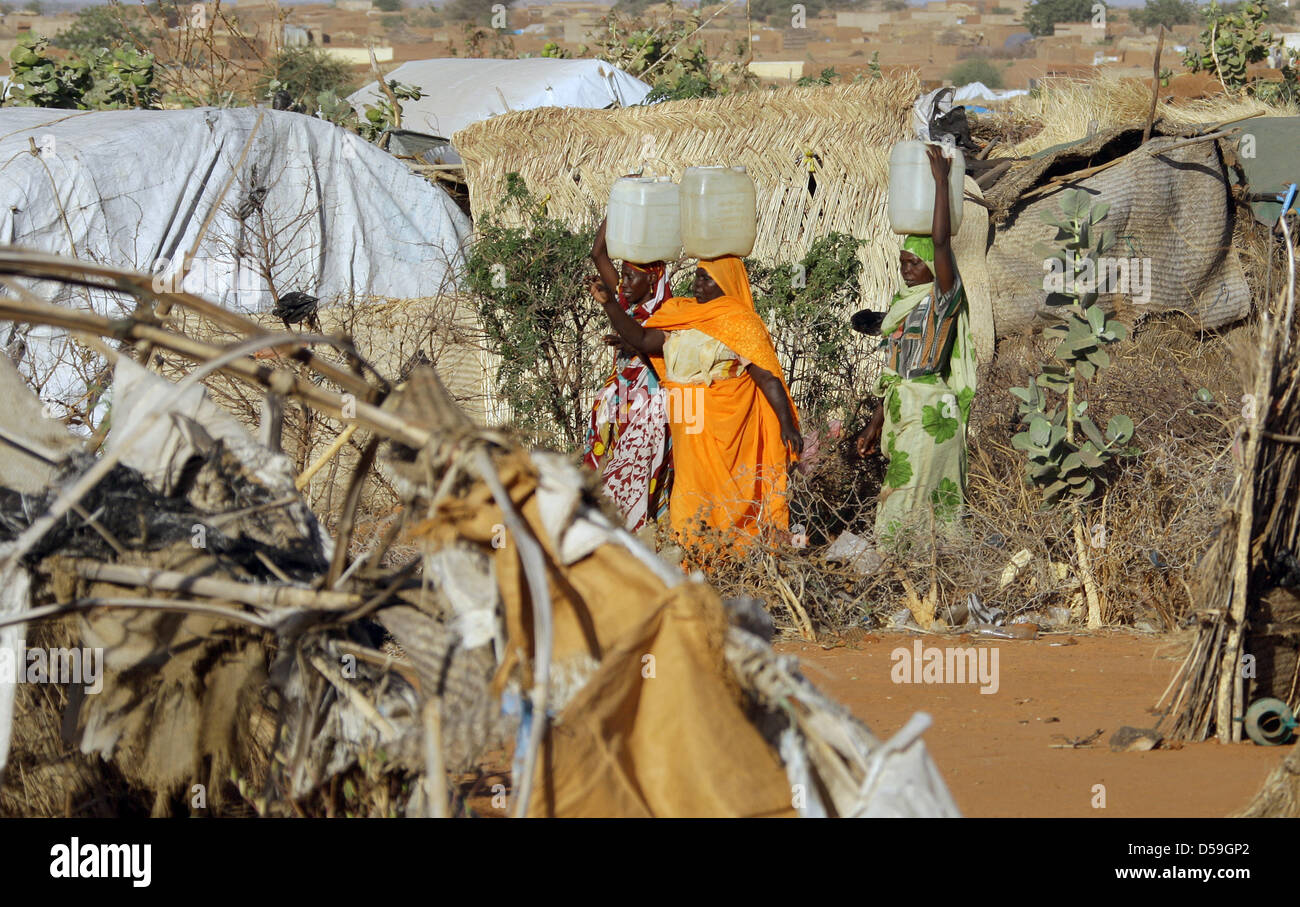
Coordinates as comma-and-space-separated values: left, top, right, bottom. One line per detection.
584, 219, 673, 533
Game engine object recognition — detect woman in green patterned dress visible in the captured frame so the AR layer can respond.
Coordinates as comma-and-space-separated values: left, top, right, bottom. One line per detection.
854, 145, 977, 543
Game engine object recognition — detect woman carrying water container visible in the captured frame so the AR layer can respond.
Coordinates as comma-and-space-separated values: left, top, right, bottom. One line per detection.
585, 220, 674, 535
854, 144, 977, 544
588, 256, 802, 552
590, 167, 801, 553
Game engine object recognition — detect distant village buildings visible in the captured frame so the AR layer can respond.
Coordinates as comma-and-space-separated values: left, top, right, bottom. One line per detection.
0, 0, 1275, 94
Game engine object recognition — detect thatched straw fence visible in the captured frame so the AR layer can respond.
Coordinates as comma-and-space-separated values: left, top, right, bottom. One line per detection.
453, 74, 997, 360
453, 75, 922, 308
1003, 73, 1297, 158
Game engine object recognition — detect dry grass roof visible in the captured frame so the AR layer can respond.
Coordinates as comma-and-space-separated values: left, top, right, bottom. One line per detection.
454, 74, 922, 303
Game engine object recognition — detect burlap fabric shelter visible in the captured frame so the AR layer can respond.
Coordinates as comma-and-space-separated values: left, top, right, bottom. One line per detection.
985, 129, 1252, 333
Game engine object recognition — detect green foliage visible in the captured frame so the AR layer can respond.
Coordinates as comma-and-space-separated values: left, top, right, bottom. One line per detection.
257, 47, 356, 110
53, 3, 149, 53
314, 89, 356, 124
446, 0, 515, 24
5, 35, 158, 109
644, 71, 722, 103
1131, 0, 1198, 30
592, 3, 755, 103
1255, 64, 1300, 104
355, 80, 423, 140
1011, 189, 1134, 507
541, 41, 571, 59
464, 174, 602, 448
746, 232, 868, 426
796, 66, 840, 88
1181, 0, 1300, 99
948, 56, 1004, 88
1022, 0, 1104, 37
466, 197, 869, 446
80, 46, 160, 109
1183, 0, 1275, 90
1225, 0, 1294, 24
374, 0, 402, 10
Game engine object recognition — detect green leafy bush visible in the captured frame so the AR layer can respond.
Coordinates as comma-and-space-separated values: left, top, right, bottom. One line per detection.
464, 174, 602, 449
1022, 0, 1105, 37
1011, 189, 1134, 506
5, 35, 158, 109
746, 232, 869, 427
256, 46, 356, 111
796, 67, 840, 88
1185, 0, 1284, 90
591, 2, 755, 103
1131, 0, 1198, 31
53, 3, 150, 53
948, 56, 1004, 88
466, 179, 870, 448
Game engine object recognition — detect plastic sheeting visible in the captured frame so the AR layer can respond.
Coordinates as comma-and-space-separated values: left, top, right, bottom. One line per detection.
952, 81, 1029, 103
0, 107, 471, 418
348, 58, 651, 141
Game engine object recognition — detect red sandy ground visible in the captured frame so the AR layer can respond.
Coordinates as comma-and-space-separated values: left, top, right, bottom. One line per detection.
779, 632, 1284, 818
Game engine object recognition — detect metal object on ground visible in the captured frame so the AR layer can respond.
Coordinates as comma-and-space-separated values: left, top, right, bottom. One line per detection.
1244, 697, 1297, 746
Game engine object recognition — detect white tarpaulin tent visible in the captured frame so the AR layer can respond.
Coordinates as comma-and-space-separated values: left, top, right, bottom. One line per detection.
0, 107, 471, 417
952, 81, 1029, 103
348, 58, 651, 141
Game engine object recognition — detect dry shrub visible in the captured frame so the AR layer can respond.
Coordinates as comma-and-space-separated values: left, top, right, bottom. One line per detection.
966, 319, 1246, 629
162, 294, 490, 563
0, 619, 148, 817
980, 74, 1298, 158
675, 317, 1249, 640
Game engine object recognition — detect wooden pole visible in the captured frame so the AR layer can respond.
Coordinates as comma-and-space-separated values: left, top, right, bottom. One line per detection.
1142, 26, 1165, 144
1215, 325, 1275, 742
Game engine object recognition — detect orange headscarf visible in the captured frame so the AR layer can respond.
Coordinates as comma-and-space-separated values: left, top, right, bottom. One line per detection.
645, 256, 796, 415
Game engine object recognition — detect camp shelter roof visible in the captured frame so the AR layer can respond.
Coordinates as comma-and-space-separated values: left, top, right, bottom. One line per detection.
0, 106, 471, 415
348, 58, 651, 141
981, 120, 1213, 224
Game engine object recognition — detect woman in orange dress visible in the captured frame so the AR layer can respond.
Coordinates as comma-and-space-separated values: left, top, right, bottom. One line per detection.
587, 255, 801, 550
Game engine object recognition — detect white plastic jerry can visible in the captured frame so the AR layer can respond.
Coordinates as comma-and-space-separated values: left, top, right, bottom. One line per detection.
887, 140, 965, 236
679, 165, 758, 260
605, 176, 683, 264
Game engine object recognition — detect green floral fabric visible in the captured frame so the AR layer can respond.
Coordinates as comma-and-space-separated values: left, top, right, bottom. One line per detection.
872, 279, 976, 543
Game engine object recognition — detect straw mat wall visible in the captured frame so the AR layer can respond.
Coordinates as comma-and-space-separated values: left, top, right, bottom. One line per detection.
453, 76, 926, 308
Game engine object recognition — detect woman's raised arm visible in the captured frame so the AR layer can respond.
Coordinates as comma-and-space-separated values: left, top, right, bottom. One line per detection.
926, 144, 957, 296
590, 219, 621, 301
587, 275, 666, 356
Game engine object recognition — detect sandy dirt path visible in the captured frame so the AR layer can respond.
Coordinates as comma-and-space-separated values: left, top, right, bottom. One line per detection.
779, 631, 1284, 817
